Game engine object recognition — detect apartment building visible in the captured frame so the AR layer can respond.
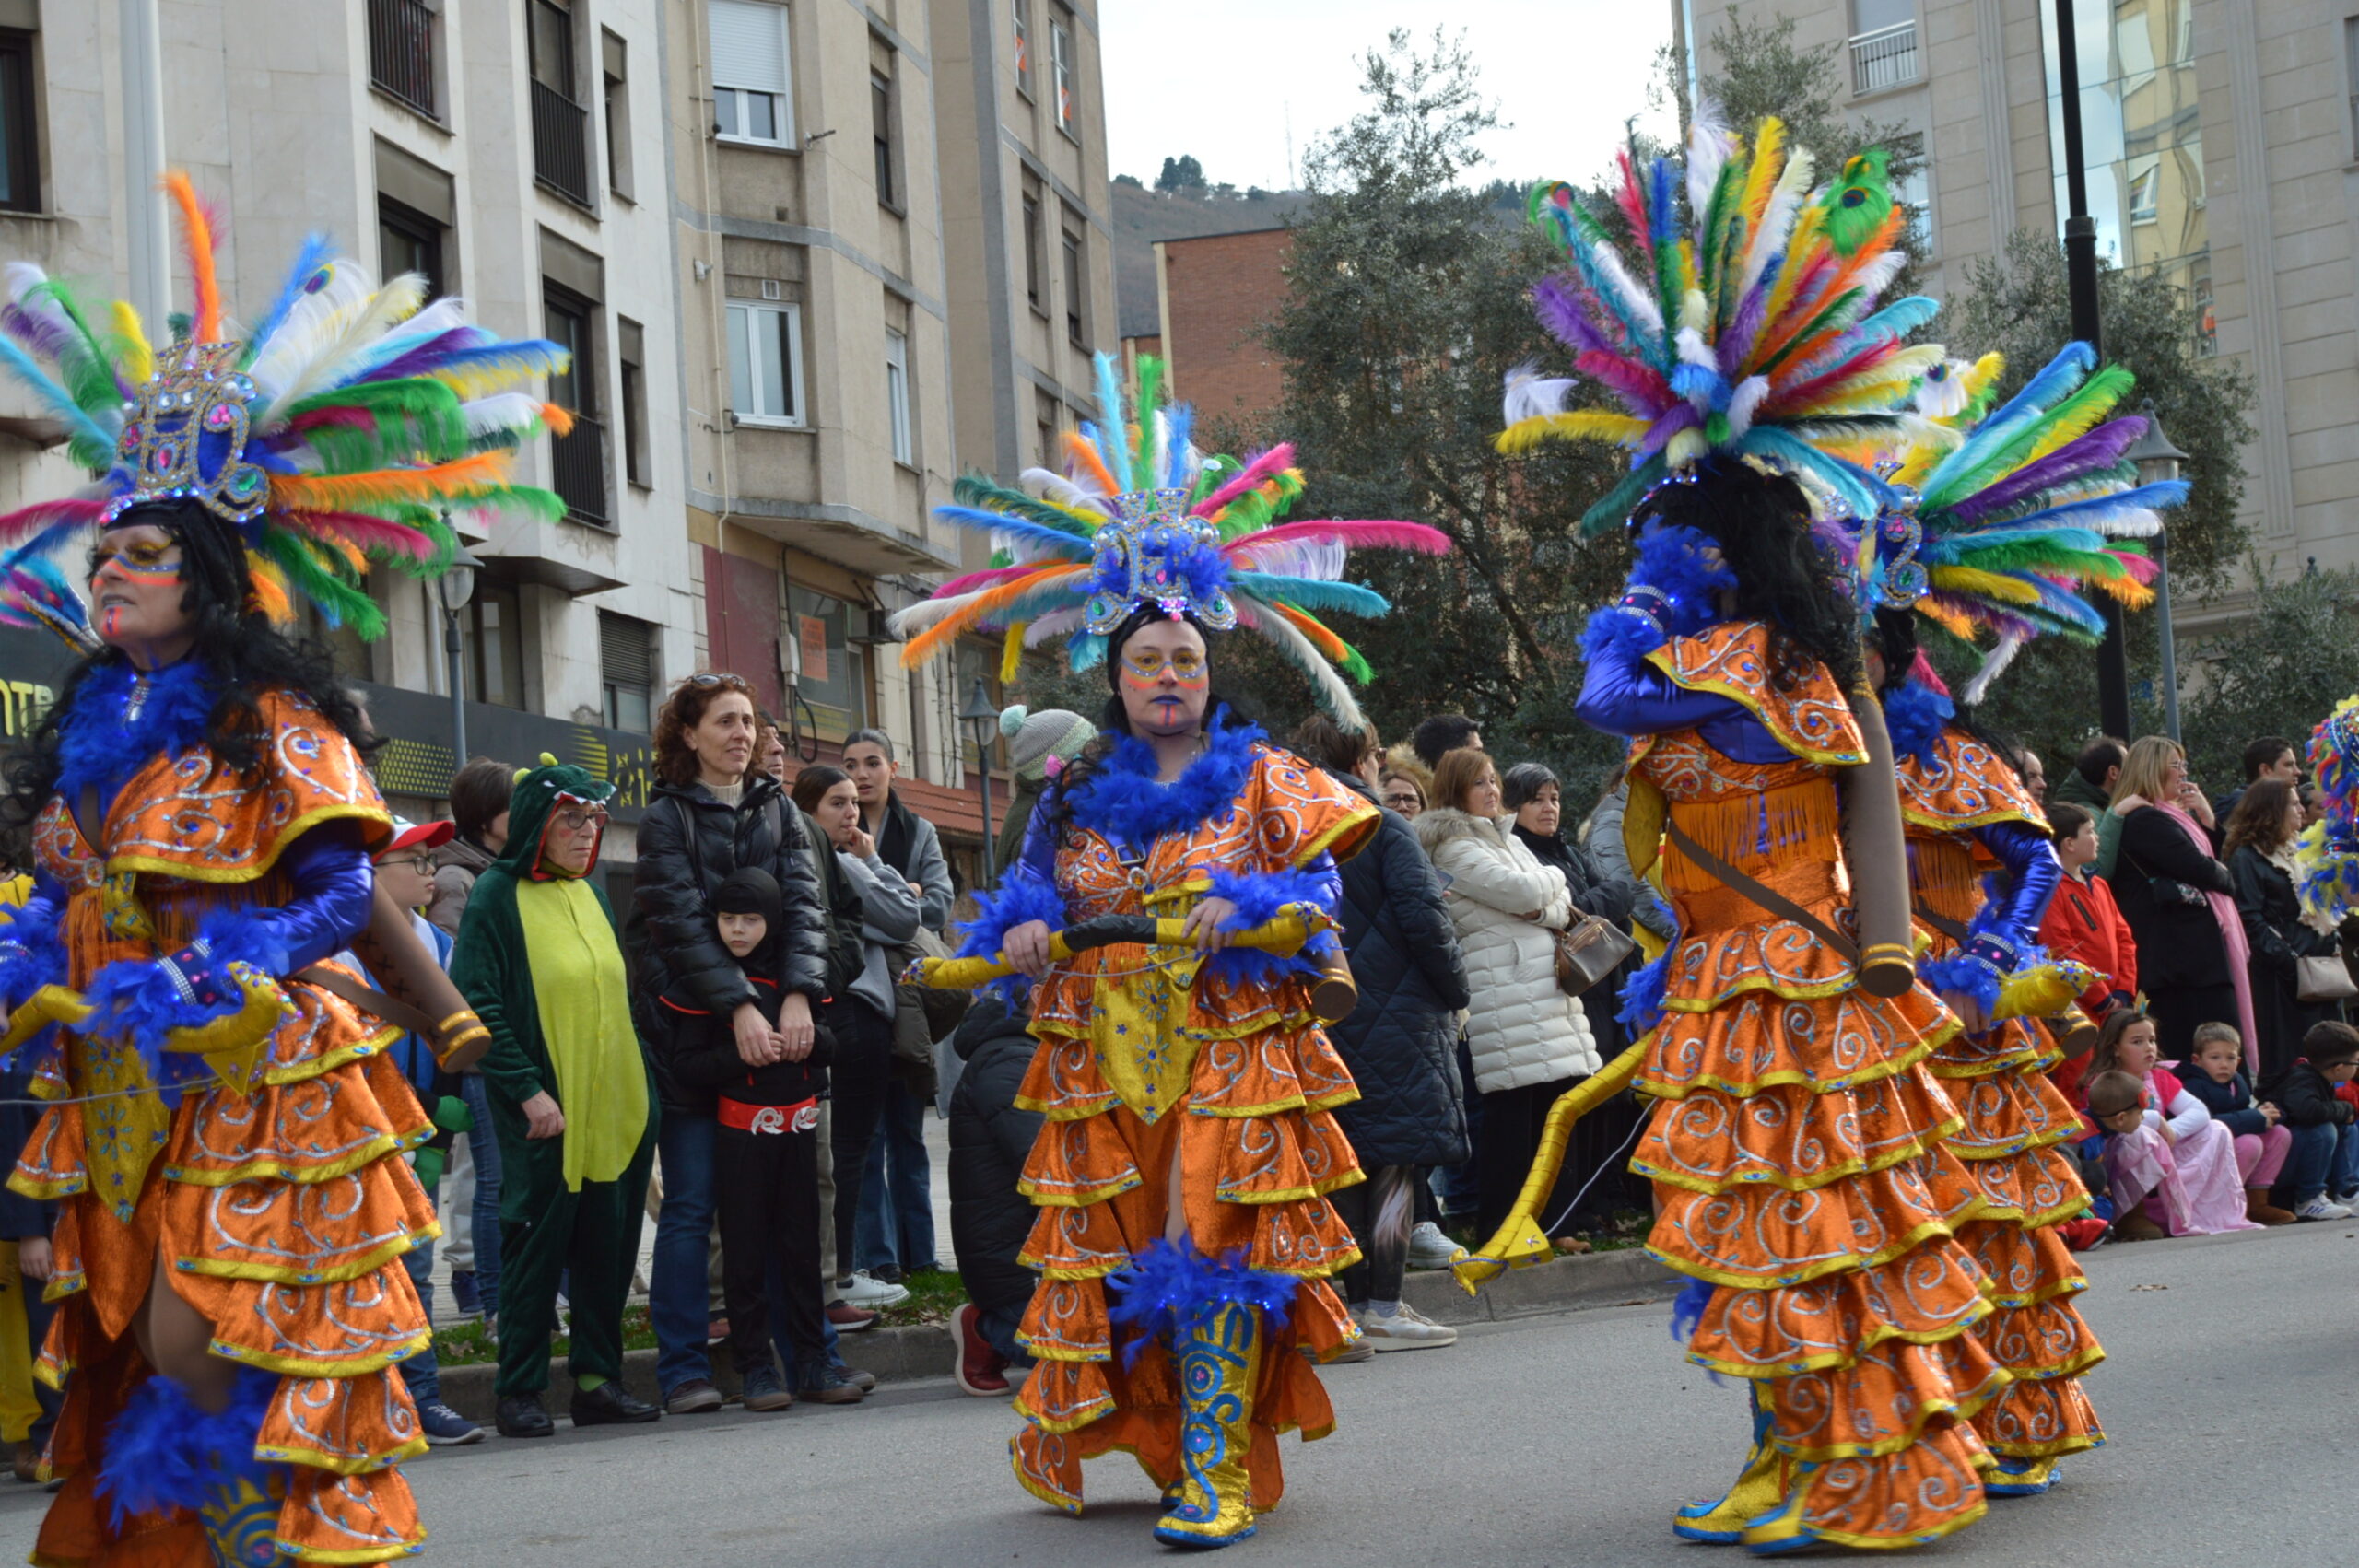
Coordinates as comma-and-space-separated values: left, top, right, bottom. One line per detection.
0, 0, 695, 887
1670, 0, 2359, 594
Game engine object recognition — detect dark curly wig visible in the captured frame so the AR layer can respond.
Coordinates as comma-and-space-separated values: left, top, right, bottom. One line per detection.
0, 499, 381, 837
1631, 457, 1862, 694
1869, 606, 2025, 784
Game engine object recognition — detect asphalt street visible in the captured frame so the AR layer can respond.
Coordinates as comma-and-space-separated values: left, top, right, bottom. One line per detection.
4, 1221, 2352, 1566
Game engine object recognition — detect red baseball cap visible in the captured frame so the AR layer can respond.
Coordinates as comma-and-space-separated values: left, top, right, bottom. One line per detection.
378, 817, 456, 860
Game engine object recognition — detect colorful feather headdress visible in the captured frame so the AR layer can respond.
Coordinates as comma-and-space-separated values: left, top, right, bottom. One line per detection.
1837, 341, 2180, 703
2294, 696, 2359, 923
0, 171, 569, 638
1500, 117, 1942, 534
892, 353, 1450, 728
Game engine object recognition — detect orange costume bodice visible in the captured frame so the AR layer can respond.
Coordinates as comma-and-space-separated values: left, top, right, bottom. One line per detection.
10, 690, 436, 1566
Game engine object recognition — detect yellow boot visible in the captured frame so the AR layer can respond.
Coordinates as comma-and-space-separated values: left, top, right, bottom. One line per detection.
1153, 1297, 1262, 1550
1672, 1386, 1785, 1544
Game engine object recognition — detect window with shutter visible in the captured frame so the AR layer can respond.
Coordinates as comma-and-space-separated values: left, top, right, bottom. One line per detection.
599, 611, 658, 732
711, 0, 792, 146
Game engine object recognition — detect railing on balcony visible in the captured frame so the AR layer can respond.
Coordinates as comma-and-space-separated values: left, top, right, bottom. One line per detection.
531, 80, 593, 207
368, 0, 437, 117
1849, 22, 1919, 96
550, 415, 608, 524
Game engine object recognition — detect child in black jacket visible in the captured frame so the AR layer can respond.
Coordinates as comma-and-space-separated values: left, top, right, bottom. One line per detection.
2259, 1021, 2359, 1220
663, 869, 861, 1408
2178, 1023, 2294, 1224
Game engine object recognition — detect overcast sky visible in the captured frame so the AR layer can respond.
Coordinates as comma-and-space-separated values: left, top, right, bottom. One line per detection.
1099, 3, 1681, 193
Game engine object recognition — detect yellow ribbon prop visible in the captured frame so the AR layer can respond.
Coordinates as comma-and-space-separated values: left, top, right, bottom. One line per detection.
913, 906, 1334, 992
0, 965, 292, 1099
1451, 1040, 1648, 1294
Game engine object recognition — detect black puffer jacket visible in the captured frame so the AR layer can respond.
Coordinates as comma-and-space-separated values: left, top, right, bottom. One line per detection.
1330, 779, 1471, 1168
947, 997, 1043, 1324
629, 775, 830, 1112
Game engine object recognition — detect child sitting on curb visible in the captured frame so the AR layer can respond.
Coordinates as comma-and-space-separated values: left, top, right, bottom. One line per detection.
2080, 1010, 2259, 1239
2259, 1021, 2359, 1222
2176, 1023, 2294, 1225
662, 869, 862, 1410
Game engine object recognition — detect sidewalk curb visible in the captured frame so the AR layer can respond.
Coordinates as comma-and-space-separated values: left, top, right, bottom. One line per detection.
428, 1252, 1677, 1425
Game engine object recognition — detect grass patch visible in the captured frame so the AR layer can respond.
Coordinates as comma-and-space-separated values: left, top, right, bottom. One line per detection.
871, 1267, 968, 1328
431, 1305, 657, 1368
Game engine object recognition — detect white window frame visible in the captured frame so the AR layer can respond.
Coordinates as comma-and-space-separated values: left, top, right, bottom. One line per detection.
1049, 7, 1074, 135
710, 0, 794, 150
885, 327, 912, 465
726, 299, 805, 427
1012, 0, 1032, 99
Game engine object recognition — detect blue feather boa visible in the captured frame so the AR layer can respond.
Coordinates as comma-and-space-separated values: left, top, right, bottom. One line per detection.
1105, 1238, 1299, 1366
951, 872, 1069, 1007
1627, 524, 1737, 638
0, 900, 65, 1011
1616, 949, 1672, 1038
1063, 713, 1262, 848
1203, 866, 1332, 987
56, 657, 220, 805
98, 1365, 287, 1528
81, 907, 288, 1103
1882, 681, 1954, 766
1918, 949, 2001, 1022
1579, 603, 1667, 661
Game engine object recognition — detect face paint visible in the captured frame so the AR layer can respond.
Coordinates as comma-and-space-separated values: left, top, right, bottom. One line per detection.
1120, 648, 1208, 686
88, 538, 183, 586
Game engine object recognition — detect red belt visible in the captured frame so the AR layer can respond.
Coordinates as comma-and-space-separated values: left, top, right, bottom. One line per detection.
718, 1094, 819, 1135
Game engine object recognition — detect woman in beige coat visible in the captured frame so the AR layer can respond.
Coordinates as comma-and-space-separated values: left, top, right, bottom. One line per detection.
1414, 748, 1601, 1238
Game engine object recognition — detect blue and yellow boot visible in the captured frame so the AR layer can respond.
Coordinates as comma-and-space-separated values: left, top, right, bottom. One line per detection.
1983, 1454, 2062, 1498
1153, 1296, 1265, 1550
1673, 1387, 1786, 1544
98, 1367, 290, 1567
1737, 1462, 1828, 1557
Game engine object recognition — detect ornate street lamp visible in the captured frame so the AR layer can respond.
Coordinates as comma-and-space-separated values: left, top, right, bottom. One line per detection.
960, 676, 1001, 887
438, 543, 482, 775
2124, 401, 2189, 743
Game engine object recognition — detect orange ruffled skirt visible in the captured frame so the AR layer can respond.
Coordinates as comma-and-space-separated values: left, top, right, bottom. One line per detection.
16, 963, 435, 1566
1009, 971, 1364, 1515
1637, 783, 2002, 1549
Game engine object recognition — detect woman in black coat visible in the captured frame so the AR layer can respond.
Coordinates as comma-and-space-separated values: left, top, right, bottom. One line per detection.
2106, 738, 2244, 1059
1505, 763, 1649, 1232
2224, 778, 2344, 1082
946, 997, 1043, 1395
629, 674, 832, 1413
1291, 717, 1469, 1333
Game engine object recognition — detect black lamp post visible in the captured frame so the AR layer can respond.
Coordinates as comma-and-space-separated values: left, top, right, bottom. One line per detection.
438, 544, 481, 776
2123, 401, 2190, 742
960, 676, 1001, 887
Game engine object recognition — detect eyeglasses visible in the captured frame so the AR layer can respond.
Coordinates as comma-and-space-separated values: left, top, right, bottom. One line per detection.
554, 806, 609, 834
383, 855, 439, 873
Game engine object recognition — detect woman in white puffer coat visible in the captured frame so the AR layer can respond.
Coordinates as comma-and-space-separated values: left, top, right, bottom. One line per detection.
1414, 747, 1601, 1243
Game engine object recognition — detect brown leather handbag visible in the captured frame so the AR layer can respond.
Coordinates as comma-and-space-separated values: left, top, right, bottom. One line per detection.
1554, 913, 1637, 996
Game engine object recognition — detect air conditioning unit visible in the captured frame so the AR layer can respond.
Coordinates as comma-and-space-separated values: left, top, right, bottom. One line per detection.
845, 607, 899, 647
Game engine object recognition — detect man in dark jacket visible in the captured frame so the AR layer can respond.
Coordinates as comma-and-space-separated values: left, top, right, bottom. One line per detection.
629, 749, 833, 1412
947, 997, 1043, 1396
2261, 1021, 2359, 1218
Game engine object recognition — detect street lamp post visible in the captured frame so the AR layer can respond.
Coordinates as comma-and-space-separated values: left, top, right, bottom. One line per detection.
438, 544, 482, 779
2124, 401, 2190, 743
959, 677, 1001, 888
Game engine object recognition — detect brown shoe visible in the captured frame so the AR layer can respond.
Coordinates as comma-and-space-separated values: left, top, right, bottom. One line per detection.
1551, 1235, 1592, 1255
2246, 1188, 2297, 1226
2114, 1209, 2169, 1243
11, 1440, 35, 1484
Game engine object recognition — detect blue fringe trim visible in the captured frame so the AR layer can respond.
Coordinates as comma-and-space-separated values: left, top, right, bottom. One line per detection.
1105, 1238, 1299, 1368
1579, 603, 1667, 661
1882, 681, 1954, 766
1202, 866, 1331, 988
1617, 949, 1672, 1038
98, 1365, 287, 1527
0, 901, 65, 1011
1627, 523, 1737, 638
56, 657, 219, 805
1062, 711, 1262, 848
951, 872, 1068, 1008
1918, 949, 2001, 1020
1669, 1276, 1715, 1344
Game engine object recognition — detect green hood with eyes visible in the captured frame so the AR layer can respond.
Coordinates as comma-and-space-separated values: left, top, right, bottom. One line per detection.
492, 753, 617, 879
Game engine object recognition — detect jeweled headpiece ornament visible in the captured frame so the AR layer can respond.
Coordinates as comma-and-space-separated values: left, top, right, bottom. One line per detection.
893, 352, 1449, 727
0, 171, 569, 637
1828, 342, 2180, 702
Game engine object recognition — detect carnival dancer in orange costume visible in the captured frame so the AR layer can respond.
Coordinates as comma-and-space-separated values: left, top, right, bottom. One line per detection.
1838, 342, 2187, 1499
1503, 119, 2012, 1553
892, 354, 1446, 1547
0, 185, 563, 1563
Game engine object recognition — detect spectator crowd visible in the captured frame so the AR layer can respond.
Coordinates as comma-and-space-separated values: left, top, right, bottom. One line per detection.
0, 673, 2347, 1469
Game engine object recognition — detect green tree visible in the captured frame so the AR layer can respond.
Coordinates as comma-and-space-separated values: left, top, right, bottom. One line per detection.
2173, 560, 2359, 795
1155, 155, 1205, 193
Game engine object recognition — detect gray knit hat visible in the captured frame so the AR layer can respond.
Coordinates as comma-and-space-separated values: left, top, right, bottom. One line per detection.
1000, 705, 1097, 783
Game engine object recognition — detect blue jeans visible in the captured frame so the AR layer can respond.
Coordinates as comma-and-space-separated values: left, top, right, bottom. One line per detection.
459, 1073, 503, 1318
397, 1176, 441, 1404
651, 1107, 720, 1396
975, 1303, 1032, 1367
855, 1081, 937, 1274
2284, 1119, 2359, 1203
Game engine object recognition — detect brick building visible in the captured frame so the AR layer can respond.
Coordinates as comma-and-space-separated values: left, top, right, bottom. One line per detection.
1138, 226, 1292, 439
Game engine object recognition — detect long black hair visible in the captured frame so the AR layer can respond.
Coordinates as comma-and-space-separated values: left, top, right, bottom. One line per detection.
1, 499, 380, 836
1045, 605, 1252, 826
1631, 457, 1862, 693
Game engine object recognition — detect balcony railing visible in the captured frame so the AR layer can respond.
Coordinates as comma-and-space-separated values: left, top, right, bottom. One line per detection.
531, 80, 593, 206
368, 0, 437, 117
1849, 22, 1919, 96
551, 415, 608, 524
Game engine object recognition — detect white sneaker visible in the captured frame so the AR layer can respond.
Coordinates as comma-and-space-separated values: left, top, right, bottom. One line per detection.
1356, 1302, 1458, 1352
2294, 1195, 2353, 1221
835, 1270, 911, 1308
1405, 1222, 1465, 1270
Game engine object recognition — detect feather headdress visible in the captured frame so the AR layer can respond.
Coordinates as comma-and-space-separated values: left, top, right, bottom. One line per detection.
1838, 342, 2182, 704
1501, 117, 1941, 534
0, 172, 566, 638
2294, 696, 2359, 923
892, 353, 1449, 728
